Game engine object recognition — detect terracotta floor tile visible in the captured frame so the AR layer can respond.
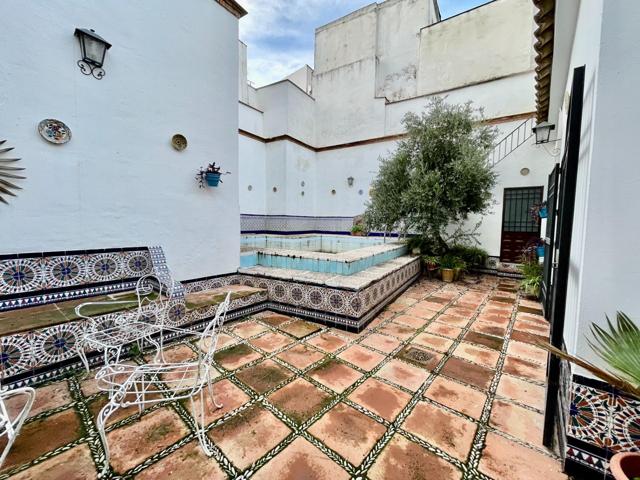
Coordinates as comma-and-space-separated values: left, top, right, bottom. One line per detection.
510, 330, 548, 345
442, 357, 495, 390
425, 322, 463, 339
425, 376, 486, 419
453, 342, 500, 368
215, 343, 262, 370
136, 441, 226, 479
506, 340, 548, 365
517, 305, 544, 316
89, 390, 160, 427
444, 306, 476, 318
199, 332, 237, 353
369, 434, 461, 480
232, 320, 269, 339
360, 333, 402, 353
306, 333, 348, 353
479, 432, 567, 480
470, 320, 507, 337
514, 319, 549, 336
348, 378, 411, 421
308, 360, 363, 393
257, 312, 293, 327
497, 374, 546, 410
413, 332, 454, 353
490, 399, 544, 446
8, 444, 95, 480
416, 300, 447, 312
405, 305, 437, 320
338, 344, 385, 371
463, 331, 504, 351
189, 378, 251, 425
403, 401, 476, 461
268, 377, 332, 424
279, 320, 322, 339
476, 313, 511, 327
157, 344, 197, 363
396, 344, 442, 371
277, 344, 325, 370
250, 331, 294, 353
308, 402, 386, 467
436, 314, 469, 327
377, 322, 416, 340
208, 405, 291, 470
252, 437, 350, 480
236, 359, 293, 393
517, 312, 548, 325
107, 408, 189, 474
394, 314, 427, 329
503, 356, 546, 383
1, 409, 83, 472
376, 358, 429, 391
6, 380, 72, 418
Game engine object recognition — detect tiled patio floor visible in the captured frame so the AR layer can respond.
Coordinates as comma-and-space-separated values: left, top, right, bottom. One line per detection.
0, 275, 568, 479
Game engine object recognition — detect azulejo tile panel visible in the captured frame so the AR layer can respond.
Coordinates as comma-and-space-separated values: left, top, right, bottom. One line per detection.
0, 249, 153, 295
241, 214, 355, 233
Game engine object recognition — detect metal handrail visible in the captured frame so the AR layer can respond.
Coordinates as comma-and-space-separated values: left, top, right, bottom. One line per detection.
488, 116, 535, 167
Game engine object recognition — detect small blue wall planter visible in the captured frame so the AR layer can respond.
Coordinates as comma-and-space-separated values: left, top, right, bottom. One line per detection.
537, 245, 545, 257
539, 207, 548, 219
205, 172, 221, 187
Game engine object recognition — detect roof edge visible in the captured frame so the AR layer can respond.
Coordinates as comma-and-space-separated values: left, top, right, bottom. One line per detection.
216, 0, 247, 19
533, 0, 555, 122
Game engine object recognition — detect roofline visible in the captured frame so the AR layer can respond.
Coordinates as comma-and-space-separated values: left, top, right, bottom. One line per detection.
216, 0, 247, 18
420, 0, 495, 31
533, 0, 555, 122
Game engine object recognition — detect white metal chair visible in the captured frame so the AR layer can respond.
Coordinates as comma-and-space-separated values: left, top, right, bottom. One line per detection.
94, 293, 231, 475
0, 386, 35, 467
75, 274, 175, 371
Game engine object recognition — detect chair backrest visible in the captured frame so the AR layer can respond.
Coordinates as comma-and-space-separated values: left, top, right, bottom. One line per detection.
200, 292, 232, 366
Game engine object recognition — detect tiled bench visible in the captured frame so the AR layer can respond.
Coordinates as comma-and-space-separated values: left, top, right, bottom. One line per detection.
0, 247, 267, 386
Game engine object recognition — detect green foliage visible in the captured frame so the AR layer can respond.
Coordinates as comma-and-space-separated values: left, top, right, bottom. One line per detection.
588, 312, 640, 388
519, 258, 543, 298
438, 254, 458, 269
448, 244, 488, 267
543, 312, 640, 399
351, 223, 365, 235
364, 98, 498, 250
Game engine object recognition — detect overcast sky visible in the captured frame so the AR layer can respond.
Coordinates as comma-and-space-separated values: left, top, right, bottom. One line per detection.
239, 0, 489, 87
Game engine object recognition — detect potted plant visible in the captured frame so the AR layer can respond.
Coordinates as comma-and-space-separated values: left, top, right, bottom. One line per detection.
530, 201, 548, 221
196, 162, 227, 188
422, 255, 439, 278
518, 251, 543, 298
351, 223, 365, 236
439, 255, 456, 283
541, 312, 640, 480
453, 257, 467, 281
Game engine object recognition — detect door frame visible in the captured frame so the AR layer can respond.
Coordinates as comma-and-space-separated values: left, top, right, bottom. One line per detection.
498, 186, 544, 262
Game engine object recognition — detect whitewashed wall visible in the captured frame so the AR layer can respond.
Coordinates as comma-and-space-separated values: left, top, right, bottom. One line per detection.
556, 0, 640, 367
0, 0, 241, 280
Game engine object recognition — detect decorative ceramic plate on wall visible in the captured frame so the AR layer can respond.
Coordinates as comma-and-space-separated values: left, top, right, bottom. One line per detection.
171, 134, 187, 151
38, 119, 72, 144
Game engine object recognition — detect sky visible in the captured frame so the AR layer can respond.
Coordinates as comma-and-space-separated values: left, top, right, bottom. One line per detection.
239, 0, 490, 87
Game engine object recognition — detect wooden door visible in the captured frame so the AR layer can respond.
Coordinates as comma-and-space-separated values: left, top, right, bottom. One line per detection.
499, 186, 544, 262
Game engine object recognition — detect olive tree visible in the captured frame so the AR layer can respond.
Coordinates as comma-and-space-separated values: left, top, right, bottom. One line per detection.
363, 98, 498, 252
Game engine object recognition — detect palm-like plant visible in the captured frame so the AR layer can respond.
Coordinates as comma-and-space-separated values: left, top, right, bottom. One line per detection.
541, 312, 640, 399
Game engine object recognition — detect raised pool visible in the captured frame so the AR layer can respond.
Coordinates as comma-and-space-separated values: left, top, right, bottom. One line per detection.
240, 234, 407, 275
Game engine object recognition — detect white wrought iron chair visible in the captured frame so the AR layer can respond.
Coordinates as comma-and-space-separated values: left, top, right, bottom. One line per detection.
94, 293, 231, 475
0, 386, 35, 467
75, 274, 175, 372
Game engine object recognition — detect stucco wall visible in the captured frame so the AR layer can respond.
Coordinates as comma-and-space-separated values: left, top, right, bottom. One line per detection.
0, 0, 240, 280
418, 0, 535, 95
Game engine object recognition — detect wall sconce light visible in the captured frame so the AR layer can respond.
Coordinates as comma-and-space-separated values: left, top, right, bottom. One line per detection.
74, 28, 112, 80
347, 176, 354, 187
532, 121, 555, 144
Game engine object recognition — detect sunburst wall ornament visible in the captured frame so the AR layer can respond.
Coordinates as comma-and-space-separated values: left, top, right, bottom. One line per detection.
0, 140, 25, 205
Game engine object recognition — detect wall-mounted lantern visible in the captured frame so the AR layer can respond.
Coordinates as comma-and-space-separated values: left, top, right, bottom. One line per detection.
74, 28, 112, 80
532, 121, 555, 144
347, 176, 354, 187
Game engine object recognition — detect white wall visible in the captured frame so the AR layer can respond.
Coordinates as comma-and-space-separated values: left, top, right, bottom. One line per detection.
0, 0, 241, 280
558, 0, 640, 367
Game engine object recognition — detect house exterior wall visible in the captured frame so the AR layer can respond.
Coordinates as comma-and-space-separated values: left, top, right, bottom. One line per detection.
238, 0, 552, 259
0, 0, 241, 280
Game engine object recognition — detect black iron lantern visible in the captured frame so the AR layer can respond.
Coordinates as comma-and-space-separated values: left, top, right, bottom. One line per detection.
532, 121, 555, 144
74, 28, 112, 79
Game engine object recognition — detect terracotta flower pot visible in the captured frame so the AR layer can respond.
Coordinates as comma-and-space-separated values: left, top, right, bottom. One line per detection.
610, 452, 640, 480
441, 268, 454, 283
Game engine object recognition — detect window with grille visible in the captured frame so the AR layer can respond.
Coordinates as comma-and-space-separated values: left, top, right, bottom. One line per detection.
502, 187, 543, 233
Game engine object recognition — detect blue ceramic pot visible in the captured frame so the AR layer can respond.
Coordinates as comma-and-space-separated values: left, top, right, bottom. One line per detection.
536, 245, 545, 257
539, 207, 548, 218
205, 172, 221, 187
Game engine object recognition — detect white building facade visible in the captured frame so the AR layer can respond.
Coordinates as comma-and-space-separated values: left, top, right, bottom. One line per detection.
238, 0, 555, 265
0, 0, 246, 280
